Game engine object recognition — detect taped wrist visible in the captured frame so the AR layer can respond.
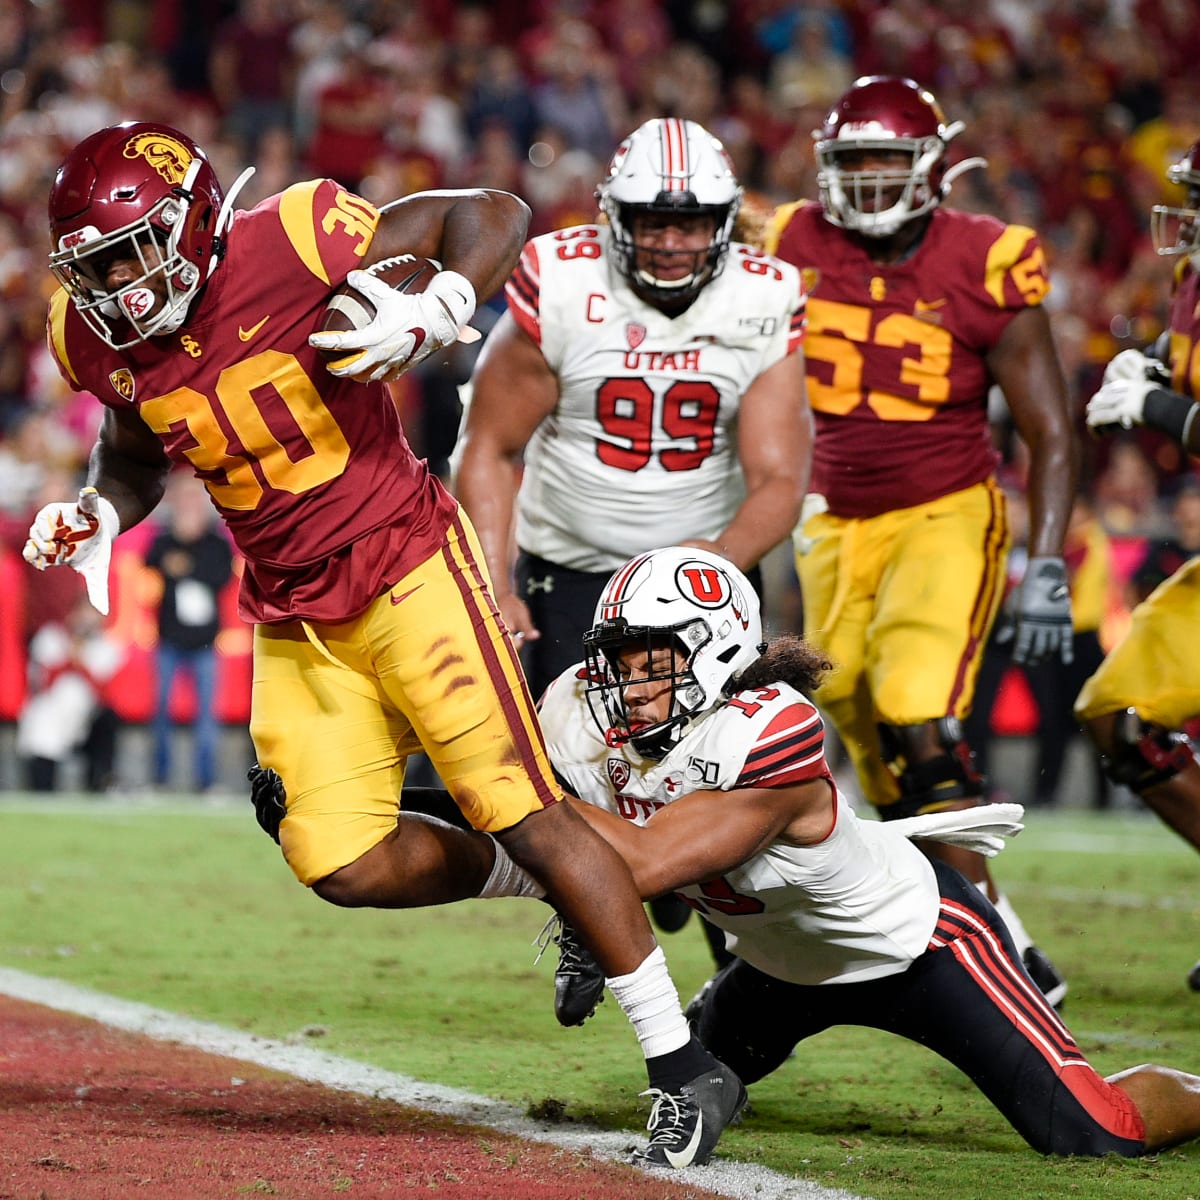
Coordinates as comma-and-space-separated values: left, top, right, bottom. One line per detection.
1144, 388, 1200, 445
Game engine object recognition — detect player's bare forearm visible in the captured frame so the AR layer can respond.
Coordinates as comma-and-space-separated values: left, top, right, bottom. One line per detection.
1024, 435, 1078, 558
713, 475, 807, 569
86, 408, 171, 531
988, 306, 1078, 557
565, 782, 821, 898
719, 353, 811, 567
371, 190, 530, 305
454, 443, 521, 595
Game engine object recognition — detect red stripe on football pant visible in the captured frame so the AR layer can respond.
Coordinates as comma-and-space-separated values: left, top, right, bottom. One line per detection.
442, 514, 560, 811
933, 901, 1078, 1055
932, 898, 1143, 1140
947, 481, 1008, 712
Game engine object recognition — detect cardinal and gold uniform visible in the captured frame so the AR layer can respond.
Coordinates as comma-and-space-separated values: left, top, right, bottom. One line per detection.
48, 178, 559, 885
1076, 259, 1200, 732
766, 201, 1051, 808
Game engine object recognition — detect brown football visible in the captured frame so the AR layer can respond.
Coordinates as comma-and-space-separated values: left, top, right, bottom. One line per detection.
317, 254, 442, 351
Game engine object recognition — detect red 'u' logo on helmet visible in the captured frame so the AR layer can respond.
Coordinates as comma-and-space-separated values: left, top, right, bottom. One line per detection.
678, 565, 728, 606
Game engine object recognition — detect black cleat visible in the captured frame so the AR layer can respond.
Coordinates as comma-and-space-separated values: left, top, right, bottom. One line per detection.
633, 1062, 747, 1168
1023, 945, 1068, 1010
1187, 959, 1200, 992
537, 915, 606, 1026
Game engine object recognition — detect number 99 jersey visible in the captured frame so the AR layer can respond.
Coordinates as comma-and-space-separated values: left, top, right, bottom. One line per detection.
503, 225, 806, 574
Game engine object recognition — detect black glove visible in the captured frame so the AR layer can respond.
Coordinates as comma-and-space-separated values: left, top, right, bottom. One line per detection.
247, 763, 287, 844
1012, 556, 1073, 666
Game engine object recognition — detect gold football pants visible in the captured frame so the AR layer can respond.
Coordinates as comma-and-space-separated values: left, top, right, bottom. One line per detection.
796, 479, 1010, 808
250, 513, 561, 885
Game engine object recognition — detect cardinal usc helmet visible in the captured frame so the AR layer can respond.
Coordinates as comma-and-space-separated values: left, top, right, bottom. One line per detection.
583, 546, 764, 760
1152, 141, 1200, 269
813, 76, 984, 238
48, 122, 231, 349
597, 118, 743, 307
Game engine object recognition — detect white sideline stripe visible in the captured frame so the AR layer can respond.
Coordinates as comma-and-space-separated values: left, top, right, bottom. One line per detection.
0, 967, 867, 1200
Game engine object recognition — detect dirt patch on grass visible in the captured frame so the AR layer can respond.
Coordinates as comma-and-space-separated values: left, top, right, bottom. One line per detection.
0, 996, 725, 1199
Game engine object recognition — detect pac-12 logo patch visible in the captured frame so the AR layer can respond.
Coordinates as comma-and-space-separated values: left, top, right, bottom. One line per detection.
607, 759, 631, 790
108, 368, 135, 402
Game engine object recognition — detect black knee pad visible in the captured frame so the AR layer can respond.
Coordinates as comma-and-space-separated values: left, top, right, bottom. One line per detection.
1100, 708, 1196, 792
878, 717, 985, 821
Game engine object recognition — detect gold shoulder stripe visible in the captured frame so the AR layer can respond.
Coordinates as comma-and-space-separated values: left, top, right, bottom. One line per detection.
765, 200, 807, 256
47, 288, 80, 387
983, 223, 1040, 307
278, 180, 333, 287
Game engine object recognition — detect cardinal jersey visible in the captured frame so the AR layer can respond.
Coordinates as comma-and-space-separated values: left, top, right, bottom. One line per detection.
767, 201, 1050, 518
47, 178, 457, 624
1076, 260, 1200, 729
539, 667, 940, 984
504, 226, 806, 573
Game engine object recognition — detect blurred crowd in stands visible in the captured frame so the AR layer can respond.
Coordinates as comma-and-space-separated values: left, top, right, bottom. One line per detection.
1, 0, 1198, 793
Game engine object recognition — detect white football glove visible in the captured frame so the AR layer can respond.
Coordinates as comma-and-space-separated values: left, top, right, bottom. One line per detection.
791, 492, 829, 556
23, 487, 121, 615
310, 269, 477, 383
887, 802, 1025, 858
1085, 376, 1155, 431
1101, 347, 1156, 386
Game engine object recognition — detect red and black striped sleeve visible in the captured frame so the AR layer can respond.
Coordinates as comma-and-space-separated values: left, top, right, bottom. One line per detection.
734, 701, 827, 789
504, 240, 542, 345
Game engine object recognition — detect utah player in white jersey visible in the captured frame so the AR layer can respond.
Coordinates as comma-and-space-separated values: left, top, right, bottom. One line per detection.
455, 118, 811, 701
539, 546, 1200, 1158
454, 116, 810, 994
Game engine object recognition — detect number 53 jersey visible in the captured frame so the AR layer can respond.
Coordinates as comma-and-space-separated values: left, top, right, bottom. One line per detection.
539, 666, 941, 986
766, 200, 1050, 518
503, 225, 806, 574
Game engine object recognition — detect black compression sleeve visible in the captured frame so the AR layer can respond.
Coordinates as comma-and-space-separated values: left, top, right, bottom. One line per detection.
1143, 388, 1200, 447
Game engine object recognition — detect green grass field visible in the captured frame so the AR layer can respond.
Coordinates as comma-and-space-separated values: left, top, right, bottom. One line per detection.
1, 796, 1199, 1200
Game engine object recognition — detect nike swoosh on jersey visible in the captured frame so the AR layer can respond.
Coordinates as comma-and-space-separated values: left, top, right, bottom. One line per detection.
390, 585, 421, 606
238, 316, 271, 341
664, 1110, 706, 1168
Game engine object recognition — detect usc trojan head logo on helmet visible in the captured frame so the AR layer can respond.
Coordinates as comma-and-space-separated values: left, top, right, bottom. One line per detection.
123, 131, 194, 186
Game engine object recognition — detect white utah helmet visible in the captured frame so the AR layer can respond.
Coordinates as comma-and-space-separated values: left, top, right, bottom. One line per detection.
583, 546, 764, 760
1152, 140, 1200, 270
597, 117, 743, 307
